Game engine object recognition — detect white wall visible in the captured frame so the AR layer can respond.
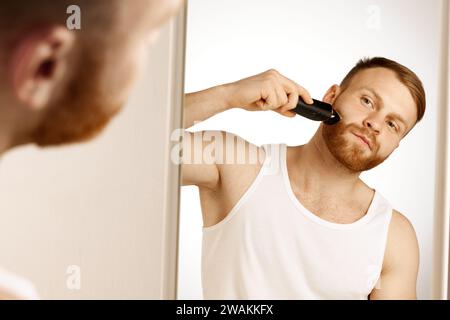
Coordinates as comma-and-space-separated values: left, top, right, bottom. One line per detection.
0, 17, 181, 299
179, 0, 442, 299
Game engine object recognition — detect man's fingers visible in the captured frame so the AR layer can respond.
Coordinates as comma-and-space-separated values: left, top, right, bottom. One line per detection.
298, 85, 314, 104
275, 85, 289, 108
277, 74, 313, 107
280, 90, 299, 113
258, 86, 277, 110
241, 69, 313, 115
255, 100, 265, 110
275, 108, 296, 118
260, 84, 288, 110
283, 110, 296, 117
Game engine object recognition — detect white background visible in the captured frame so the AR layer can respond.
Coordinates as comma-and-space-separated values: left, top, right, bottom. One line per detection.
179, 0, 441, 299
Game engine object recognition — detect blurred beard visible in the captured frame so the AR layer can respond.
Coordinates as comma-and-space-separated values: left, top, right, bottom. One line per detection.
31, 50, 122, 147
321, 121, 387, 172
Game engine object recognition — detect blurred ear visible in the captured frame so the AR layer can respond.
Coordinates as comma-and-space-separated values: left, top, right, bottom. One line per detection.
322, 84, 341, 105
8, 26, 76, 111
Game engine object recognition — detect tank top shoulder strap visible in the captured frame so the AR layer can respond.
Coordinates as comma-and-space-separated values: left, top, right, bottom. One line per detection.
260, 143, 285, 176
370, 190, 394, 220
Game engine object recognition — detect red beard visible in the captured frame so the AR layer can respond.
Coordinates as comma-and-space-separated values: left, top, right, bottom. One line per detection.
322, 121, 386, 172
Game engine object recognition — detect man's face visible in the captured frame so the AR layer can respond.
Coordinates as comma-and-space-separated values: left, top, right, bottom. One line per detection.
33, 0, 183, 146
321, 67, 418, 172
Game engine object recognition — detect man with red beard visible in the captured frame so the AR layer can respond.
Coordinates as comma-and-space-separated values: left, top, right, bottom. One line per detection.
182, 57, 425, 299
0, 0, 183, 299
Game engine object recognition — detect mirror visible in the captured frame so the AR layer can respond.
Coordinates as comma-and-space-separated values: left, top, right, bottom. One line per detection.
179, 0, 447, 299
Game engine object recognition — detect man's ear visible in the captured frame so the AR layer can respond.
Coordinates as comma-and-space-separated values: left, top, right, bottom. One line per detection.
322, 84, 341, 105
8, 26, 76, 111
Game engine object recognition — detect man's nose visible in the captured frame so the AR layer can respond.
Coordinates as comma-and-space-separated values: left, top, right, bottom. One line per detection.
363, 114, 382, 134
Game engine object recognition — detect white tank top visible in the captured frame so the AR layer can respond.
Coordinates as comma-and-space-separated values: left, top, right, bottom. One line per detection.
201, 143, 393, 299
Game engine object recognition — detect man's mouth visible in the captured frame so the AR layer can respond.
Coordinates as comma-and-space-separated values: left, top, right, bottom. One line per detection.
352, 132, 372, 150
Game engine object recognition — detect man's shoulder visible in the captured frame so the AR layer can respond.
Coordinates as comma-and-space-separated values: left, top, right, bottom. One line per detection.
383, 209, 419, 270
389, 209, 417, 241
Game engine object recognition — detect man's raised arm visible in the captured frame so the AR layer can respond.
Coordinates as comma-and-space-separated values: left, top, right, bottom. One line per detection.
181, 69, 312, 189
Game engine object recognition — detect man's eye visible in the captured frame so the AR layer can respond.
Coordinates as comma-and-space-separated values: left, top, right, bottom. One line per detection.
387, 121, 398, 131
361, 97, 373, 108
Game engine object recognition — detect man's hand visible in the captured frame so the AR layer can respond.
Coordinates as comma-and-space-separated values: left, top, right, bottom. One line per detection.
223, 69, 314, 118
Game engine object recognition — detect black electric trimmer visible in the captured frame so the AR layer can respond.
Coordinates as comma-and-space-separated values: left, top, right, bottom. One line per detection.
292, 97, 341, 125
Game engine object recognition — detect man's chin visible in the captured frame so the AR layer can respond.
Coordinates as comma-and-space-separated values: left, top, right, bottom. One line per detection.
338, 151, 384, 172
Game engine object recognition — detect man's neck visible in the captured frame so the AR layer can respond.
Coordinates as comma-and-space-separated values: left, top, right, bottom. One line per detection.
289, 127, 363, 200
